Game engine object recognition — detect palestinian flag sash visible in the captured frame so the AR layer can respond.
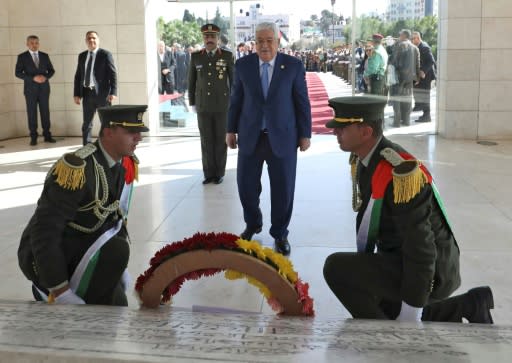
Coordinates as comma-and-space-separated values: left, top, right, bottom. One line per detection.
44, 156, 138, 303
356, 153, 452, 253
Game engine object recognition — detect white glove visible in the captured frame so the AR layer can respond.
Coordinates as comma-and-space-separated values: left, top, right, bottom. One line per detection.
189, 105, 196, 113
396, 301, 423, 322
120, 269, 132, 293
54, 289, 85, 305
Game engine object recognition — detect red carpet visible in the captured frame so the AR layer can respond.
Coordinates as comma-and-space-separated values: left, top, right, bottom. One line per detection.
159, 92, 183, 103
306, 72, 333, 135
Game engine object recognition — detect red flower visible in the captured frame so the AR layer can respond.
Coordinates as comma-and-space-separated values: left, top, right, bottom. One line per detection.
135, 232, 314, 316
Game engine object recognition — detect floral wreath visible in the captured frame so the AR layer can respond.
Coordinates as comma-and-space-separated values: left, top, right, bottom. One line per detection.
135, 232, 314, 316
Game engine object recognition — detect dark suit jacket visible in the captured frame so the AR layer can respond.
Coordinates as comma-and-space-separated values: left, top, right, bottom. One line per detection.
418, 41, 436, 85
158, 50, 175, 91
357, 137, 461, 307
18, 141, 128, 289
390, 40, 420, 84
227, 52, 312, 157
73, 48, 117, 100
15, 50, 55, 95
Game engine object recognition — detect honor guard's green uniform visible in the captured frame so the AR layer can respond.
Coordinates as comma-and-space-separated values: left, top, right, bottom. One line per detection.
322, 97, 494, 324
188, 23, 235, 183
18, 105, 148, 306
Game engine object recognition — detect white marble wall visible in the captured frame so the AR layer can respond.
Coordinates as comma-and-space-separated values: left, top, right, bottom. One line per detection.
438, 0, 512, 139
0, 0, 150, 141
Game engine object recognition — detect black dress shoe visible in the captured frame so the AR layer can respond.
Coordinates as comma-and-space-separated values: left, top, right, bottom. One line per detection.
464, 286, 494, 324
44, 137, 57, 143
415, 114, 431, 123
240, 226, 262, 241
30, 139, 37, 146
214, 176, 223, 184
202, 177, 214, 185
274, 238, 291, 256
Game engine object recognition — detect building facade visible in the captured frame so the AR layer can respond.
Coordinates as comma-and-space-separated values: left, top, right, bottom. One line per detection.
387, 0, 438, 21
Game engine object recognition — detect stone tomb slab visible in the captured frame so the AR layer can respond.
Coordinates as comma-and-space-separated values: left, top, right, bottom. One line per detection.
0, 300, 511, 362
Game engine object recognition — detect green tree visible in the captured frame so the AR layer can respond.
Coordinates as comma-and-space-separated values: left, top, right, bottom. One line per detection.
319, 9, 339, 35
212, 7, 230, 34
342, 15, 437, 56
183, 9, 195, 23
160, 19, 202, 48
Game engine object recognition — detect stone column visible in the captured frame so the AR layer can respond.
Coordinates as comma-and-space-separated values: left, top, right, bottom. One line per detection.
438, 0, 512, 140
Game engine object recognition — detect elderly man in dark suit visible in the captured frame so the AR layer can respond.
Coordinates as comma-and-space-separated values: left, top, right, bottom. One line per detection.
73, 31, 117, 145
15, 35, 56, 145
227, 22, 312, 256
157, 41, 175, 95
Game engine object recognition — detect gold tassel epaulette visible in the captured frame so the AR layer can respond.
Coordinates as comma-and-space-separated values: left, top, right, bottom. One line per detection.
380, 148, 428, 204
52, 144, 96, 190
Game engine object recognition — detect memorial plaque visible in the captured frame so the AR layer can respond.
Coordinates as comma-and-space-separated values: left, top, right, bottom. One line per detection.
0, 300, 511, 362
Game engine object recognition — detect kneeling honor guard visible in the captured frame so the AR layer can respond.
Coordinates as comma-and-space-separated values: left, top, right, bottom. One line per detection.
323, 96, 494, 324
18, 105, 148, 306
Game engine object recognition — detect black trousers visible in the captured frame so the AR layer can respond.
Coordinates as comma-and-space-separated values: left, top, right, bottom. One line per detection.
82, 87, 110, 145
391, 81, 413, 126
25, 82, 52, 139
237, 134, 297, 240
32, 235, 129, 306
413, 80, 432, 115
323, 252, 465, 322
197, 111, 228, 179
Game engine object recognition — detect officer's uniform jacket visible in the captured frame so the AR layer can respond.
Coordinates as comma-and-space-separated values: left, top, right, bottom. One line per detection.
356, 137, 461, 307
188, 48, 234, 113
18, 141, 134, 289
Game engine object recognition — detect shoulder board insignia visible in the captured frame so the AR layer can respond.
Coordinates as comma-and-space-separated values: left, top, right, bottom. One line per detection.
380, 148, 428, 204
52, 152, 88, 190
380, 147, 403, 166
74, 143, 97, 159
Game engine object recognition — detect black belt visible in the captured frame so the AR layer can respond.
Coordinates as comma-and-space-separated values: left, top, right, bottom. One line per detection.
261, 129, 268, 134
84, 86, 95, 90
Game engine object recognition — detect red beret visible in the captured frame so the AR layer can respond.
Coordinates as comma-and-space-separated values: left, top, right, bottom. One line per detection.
372, 33, 384, 41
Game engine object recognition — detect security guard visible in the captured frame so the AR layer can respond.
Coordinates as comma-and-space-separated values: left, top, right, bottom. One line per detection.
18, 105, 148, 306
322, 96, 494, 324
188, 23, 234, 185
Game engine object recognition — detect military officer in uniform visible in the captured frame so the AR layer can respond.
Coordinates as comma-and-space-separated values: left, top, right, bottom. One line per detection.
322, 96, 494, 324
188, 23, 235, 185
18, 105, 148, 306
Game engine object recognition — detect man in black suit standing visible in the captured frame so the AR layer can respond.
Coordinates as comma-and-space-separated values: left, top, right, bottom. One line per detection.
412, 31, 436, 123
15, 35, 56, 146
73, 31, 117, 145
157, 41, 175, 95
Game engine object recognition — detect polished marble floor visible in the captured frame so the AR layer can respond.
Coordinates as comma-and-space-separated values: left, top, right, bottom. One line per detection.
1, 130, 511, 323
1, 73, 511, 361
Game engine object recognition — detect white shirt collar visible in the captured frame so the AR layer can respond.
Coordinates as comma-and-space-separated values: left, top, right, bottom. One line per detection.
98, 139, 120, 167
360, 136, 383, 167
259, 56, 276, 68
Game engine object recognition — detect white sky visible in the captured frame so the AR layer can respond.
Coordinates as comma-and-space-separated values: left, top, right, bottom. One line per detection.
161, 0, 388, 22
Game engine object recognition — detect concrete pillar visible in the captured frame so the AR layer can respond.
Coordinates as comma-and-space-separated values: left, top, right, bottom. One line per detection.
438, 0, 512, 139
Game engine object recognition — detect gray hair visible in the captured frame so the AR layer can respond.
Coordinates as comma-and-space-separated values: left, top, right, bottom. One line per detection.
255, 22, 279, 40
